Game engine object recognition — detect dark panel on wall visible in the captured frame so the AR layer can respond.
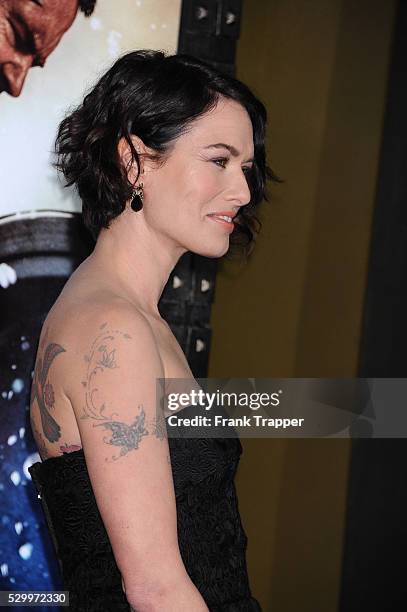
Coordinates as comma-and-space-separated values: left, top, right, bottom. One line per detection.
340, 2, 405, 610
177, 0, 242, 75
358, 2, 407, 378
173, 0, 243, 375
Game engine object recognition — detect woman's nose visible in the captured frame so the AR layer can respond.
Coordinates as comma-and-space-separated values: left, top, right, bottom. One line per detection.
2, 56, 33, 97
232, 171, 252, 207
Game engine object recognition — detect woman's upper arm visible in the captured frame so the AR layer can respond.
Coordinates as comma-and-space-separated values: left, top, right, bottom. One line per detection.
67, 307, 184, 601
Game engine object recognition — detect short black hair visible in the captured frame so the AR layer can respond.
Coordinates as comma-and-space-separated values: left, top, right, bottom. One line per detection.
55, 49, 279, 257
78, 0, 96, 17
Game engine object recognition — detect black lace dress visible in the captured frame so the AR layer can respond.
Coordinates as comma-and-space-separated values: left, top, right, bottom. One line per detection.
29, 405, 261, 611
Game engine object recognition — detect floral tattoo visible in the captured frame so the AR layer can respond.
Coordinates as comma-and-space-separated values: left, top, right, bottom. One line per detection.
81, 322, 167, 462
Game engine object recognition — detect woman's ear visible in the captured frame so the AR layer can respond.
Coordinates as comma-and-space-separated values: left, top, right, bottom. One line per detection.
117, 135, 147, 184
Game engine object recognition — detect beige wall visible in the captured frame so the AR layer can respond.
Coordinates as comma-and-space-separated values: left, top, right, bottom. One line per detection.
208, 0, 396, 610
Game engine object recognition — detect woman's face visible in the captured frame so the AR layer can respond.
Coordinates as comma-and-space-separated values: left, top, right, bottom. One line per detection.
141, 97, 254, 259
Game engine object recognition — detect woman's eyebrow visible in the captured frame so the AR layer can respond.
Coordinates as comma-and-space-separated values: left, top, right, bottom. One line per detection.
204, 143, 254, 163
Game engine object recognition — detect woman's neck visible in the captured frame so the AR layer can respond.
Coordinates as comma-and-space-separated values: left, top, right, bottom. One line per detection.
84, 210, 186, 317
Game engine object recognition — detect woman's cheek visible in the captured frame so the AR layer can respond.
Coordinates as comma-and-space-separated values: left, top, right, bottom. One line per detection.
200, 169, 223, 198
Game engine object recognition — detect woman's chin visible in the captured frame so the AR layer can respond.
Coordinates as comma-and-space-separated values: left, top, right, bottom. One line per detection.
192, 240, 229, 259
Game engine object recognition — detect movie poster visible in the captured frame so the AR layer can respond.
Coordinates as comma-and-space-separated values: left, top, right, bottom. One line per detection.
0, 0, 182, 595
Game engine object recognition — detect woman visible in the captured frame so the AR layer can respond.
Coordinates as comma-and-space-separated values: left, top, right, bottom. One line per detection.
28, 49, 274, 611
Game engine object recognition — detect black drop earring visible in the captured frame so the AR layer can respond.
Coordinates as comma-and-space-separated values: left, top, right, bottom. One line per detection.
130, 182, 144, 212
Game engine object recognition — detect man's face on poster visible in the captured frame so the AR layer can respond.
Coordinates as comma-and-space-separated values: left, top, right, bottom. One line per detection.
0, 0, 78, 97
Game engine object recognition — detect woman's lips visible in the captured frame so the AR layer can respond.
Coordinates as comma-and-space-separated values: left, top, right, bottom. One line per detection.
206, 215, 235, 232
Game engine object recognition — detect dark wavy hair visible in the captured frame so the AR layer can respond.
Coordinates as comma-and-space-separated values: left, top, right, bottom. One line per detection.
55, 49, 279, 256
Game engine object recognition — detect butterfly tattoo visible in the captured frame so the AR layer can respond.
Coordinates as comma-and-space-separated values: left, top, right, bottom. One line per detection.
93, 408, 149, 460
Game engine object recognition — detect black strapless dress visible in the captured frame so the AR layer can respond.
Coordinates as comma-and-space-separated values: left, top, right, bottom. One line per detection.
28, 405, 261, 611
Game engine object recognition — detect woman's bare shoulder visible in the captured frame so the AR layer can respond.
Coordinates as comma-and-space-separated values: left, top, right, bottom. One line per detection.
47, 284, 155, 344
40, 287, 163, 397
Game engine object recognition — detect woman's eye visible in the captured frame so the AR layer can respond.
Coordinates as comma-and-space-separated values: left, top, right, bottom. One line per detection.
212, 158, 228, 168
212, 159, 253, 176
